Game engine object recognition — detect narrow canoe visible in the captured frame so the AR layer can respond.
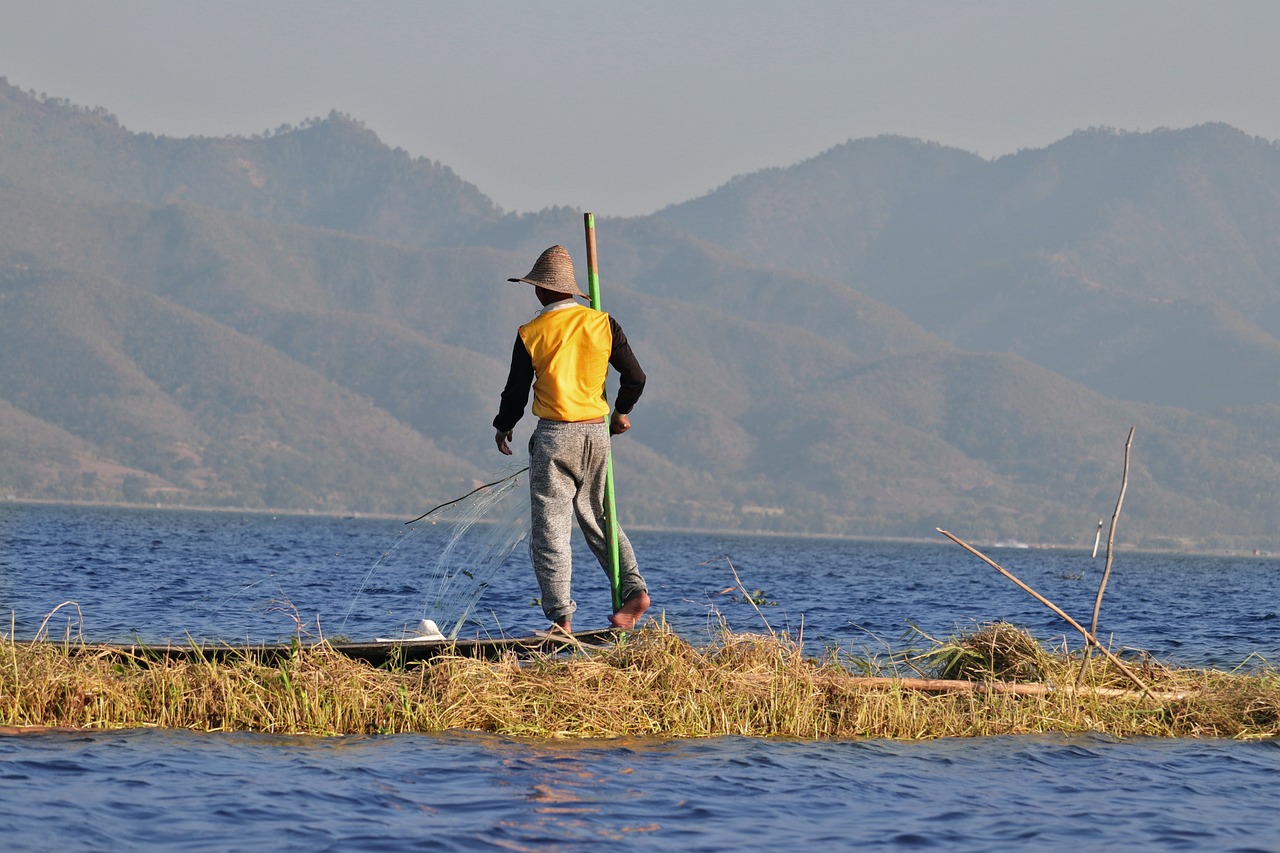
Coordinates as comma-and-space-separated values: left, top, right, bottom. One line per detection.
84, 628, 621, 667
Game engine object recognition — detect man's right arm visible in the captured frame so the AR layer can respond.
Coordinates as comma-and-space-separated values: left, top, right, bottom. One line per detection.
494, 337, 534, 454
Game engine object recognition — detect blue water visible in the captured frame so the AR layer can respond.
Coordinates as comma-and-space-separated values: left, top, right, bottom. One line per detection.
3, 504, 1280, 851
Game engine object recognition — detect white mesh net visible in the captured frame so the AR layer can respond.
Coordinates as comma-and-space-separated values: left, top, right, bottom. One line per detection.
341, 467, 531, 640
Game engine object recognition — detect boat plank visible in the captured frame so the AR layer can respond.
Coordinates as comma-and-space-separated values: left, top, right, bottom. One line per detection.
88, 628, 621, 667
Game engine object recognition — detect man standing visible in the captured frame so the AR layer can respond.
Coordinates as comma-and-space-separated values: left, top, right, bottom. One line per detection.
494, 245, 650, 634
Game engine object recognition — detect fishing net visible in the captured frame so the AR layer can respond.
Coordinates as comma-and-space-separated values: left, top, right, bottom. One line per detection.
340, 467, 531, 641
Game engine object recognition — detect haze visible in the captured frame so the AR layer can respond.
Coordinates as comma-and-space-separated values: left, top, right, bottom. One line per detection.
4, 0, 1279, 216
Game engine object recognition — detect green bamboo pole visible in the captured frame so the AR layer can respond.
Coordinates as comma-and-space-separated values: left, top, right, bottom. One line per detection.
583, 212, 623, 611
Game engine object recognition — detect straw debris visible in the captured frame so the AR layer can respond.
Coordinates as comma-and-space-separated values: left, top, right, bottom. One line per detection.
3, 623, 1278, 740
929, 621, 1050, 682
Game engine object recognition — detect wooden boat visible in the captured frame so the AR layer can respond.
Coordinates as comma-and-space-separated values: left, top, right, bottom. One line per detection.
94, 627, 620, 668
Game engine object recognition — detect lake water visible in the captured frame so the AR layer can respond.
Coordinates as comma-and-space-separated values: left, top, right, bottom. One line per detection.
3, 503, 1279, 851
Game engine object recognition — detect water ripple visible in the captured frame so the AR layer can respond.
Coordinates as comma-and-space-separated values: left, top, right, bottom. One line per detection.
5, 507, 1280, 850
4, 731, 1279, 852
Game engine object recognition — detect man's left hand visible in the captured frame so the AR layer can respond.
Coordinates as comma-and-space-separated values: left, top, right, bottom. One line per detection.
609, 412, 631, 436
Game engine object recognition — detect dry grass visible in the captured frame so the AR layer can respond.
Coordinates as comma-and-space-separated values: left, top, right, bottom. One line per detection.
3, 622, 1278, 740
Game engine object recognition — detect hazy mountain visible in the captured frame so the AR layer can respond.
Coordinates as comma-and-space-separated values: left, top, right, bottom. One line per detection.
660, 126, 1280, 412
3, 78, 1280, 552
0, 80, 500, 245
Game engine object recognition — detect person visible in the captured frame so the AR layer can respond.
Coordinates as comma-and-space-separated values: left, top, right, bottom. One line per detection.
493, 244, 650, 634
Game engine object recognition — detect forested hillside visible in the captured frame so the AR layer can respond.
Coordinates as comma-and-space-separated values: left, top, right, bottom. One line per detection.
3, 78, 1279, 551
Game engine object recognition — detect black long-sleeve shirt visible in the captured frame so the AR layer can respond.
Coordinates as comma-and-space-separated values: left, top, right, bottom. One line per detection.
493, 314, 646, 433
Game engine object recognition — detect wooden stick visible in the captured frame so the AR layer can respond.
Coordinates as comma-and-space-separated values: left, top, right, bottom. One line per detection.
834, 675, 1185, 701
935, 528, 1151, 695
729, 670, 1186, 700
1078, 426, 1135, 687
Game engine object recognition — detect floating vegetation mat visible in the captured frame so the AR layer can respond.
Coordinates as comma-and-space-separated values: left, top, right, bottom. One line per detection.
3, 623, 1278, 740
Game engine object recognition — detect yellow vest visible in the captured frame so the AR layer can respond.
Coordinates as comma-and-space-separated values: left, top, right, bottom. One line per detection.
519, 304, 612, 422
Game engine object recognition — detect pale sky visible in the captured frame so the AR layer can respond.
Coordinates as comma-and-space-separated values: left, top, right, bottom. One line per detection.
3, 1, 1279, 216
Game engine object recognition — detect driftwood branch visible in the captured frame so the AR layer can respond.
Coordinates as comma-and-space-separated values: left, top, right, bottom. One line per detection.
835, 675, 1185, 701
731, 671, 1186, 700
1078, 426, 1135, 687
935, 528, 1151, 695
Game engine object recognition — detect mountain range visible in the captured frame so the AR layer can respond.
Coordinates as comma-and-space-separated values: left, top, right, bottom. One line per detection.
3, 77, 1280, 552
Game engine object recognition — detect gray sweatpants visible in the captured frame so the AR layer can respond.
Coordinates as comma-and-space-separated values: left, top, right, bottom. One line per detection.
528, 419, 646, 623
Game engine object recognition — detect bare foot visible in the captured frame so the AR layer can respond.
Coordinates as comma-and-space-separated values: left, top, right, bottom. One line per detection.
550, 619, 572, 635
609, 591, 650, 630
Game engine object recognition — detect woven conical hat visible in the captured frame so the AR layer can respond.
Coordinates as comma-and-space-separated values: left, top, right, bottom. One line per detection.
508, 245, 587, 299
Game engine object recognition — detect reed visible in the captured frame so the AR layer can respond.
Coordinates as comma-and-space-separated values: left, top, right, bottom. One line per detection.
3, 622, 1277, 740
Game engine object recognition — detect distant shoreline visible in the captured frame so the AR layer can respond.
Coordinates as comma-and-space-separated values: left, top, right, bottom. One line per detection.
5, 497, 1275, 559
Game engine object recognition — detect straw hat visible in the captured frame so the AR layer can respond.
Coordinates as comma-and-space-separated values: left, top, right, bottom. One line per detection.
508, 245, 587, 299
